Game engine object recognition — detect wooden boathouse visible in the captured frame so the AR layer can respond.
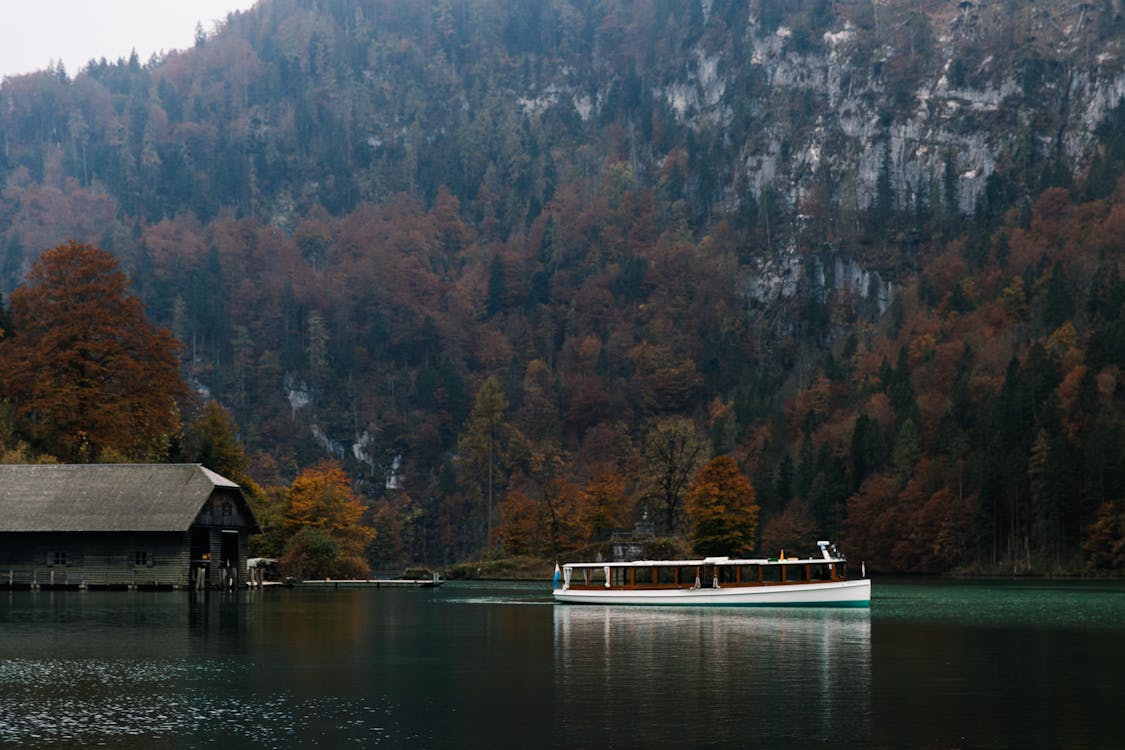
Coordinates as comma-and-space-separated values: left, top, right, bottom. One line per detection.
0, 464, 259, 590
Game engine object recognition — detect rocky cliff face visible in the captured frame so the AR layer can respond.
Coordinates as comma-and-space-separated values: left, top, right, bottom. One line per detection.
0, 1, 1120, 315
645, 1, 1125, 305
724, 4, 1120, 210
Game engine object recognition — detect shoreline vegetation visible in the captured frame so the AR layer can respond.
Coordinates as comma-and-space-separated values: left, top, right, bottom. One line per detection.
447, 567, 1125, 581
439, 542, 1125, 582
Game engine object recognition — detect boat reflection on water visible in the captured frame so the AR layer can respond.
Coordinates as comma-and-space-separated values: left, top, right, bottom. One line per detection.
553, 605, 871, 748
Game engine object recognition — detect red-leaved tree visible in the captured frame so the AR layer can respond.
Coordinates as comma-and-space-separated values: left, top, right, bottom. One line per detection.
0, 241, 188, 461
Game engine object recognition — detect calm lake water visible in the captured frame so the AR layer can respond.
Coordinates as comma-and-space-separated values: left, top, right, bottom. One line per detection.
1, 578, 1124, 748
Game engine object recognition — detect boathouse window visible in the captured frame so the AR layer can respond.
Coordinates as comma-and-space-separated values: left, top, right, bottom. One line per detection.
48, 551, 67, 566
135, 550, 152, 567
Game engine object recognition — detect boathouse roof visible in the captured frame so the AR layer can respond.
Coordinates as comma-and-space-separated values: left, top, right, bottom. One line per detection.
0, 464, 258, 534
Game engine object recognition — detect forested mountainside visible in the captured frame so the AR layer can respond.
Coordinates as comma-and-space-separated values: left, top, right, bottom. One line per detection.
2, 0, 1125, 573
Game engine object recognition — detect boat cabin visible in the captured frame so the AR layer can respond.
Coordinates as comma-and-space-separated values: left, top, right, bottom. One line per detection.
563, 541, 850, 591
566, 557, 848, 590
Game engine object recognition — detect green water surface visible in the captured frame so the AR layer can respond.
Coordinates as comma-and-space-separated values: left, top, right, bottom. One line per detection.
0, 578, 1122, 748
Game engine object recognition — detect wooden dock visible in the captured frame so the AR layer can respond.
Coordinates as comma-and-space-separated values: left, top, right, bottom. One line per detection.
261, 575, 443, 590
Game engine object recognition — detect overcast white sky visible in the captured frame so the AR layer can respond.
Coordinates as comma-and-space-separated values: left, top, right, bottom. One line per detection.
0, 0, 257, 81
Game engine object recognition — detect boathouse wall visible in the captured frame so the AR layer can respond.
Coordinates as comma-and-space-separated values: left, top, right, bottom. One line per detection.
0, 531, 192, 588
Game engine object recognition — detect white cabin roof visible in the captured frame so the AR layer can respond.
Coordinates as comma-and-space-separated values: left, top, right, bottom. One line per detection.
562, 555, 843, 569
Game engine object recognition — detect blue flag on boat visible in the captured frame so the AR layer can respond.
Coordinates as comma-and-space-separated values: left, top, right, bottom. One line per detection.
553, 563, 561, 590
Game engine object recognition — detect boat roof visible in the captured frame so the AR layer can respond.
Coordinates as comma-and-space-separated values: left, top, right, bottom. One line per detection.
562, 555, 843, 569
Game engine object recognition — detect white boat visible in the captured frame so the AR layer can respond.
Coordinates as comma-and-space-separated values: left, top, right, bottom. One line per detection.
553, 540, 870, 607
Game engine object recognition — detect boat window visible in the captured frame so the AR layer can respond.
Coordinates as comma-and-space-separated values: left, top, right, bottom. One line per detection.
716, 566, 738, 584
611, 568, 630, 587
677, 567, 697, 586
810, 563, 832, 581
587, 568, 605, 587
657, 566, 677, 585
762, 564, 784, 583
739, 565, 759, 583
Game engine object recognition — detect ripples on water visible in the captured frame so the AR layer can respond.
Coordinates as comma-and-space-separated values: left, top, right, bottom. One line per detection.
3, 580, 1125, 748
0, 657, 399, 748
0, 587, 430, 749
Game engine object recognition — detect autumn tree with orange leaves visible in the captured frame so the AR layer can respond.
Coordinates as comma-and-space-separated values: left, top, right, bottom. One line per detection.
496, 489, 539, 555
281, 460, 376, 579
685, 456, 760, 557
0, 242, 188, 462
578, 471, 631, 541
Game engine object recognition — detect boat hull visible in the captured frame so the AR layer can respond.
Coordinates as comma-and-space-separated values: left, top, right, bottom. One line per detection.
553, 577, 870, 607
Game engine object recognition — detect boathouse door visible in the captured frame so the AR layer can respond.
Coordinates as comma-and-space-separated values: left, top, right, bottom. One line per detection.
220, 529, 240, 587
189, 526, 211, 588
